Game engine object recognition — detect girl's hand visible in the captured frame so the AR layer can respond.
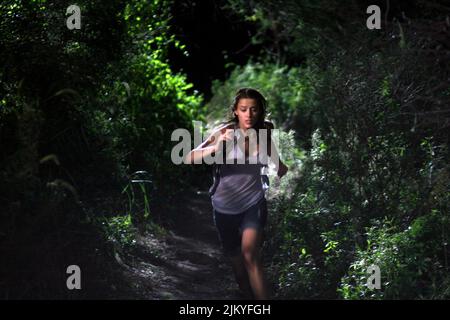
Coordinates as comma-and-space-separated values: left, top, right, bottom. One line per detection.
214, 129, 234, 152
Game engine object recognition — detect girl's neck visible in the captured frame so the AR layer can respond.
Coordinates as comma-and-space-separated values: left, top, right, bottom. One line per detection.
237, 122, 249, 132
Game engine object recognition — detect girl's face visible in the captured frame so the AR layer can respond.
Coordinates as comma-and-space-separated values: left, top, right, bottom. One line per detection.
234, 98, 260, 130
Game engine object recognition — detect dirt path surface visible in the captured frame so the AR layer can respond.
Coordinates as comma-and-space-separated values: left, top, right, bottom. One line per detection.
115, 190, 243, 300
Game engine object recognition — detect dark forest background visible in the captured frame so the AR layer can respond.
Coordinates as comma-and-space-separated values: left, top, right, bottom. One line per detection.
1, 0, 449, 299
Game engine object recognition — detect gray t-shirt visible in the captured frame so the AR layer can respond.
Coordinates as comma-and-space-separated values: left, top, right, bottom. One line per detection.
211, 132, 265, 214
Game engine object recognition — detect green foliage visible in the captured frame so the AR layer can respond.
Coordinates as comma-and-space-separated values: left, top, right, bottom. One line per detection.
1, 0, 204, 192
339, 209, 450, 299
224, 0, 450, 299
101, 214, 137, 250
121, 171, 154, 233
2, 0, 450, 300
0, 0, 204, 298
80, 0, 204, 192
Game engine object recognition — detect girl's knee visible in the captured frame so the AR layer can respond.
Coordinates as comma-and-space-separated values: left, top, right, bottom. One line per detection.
242, 246, 258, 267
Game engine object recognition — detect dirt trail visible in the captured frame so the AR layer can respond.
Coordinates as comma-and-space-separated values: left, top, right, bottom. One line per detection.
116, 190, 243, 300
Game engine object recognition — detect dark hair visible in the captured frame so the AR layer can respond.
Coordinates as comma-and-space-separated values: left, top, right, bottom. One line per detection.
228, 87, 268, 130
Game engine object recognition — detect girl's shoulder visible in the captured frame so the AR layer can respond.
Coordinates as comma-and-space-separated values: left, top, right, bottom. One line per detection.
216, 122, 236, 134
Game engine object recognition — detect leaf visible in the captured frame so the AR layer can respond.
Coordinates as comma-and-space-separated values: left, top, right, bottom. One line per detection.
46, 179, 79, 202
121, 81, 131, 97
39, 154, 60, 166
51, 88, 81, 100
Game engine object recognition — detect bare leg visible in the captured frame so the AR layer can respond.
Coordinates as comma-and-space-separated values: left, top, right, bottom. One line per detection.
229, 254, 254, 299
241, 228, 269, 300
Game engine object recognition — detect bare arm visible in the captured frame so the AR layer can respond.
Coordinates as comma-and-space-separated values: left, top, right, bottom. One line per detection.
265, 122, 288, 178
184, 124, 234, 164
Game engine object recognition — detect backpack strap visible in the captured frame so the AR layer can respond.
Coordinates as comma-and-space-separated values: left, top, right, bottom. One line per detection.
208, 123, 231, 197
208, 163, 221, 197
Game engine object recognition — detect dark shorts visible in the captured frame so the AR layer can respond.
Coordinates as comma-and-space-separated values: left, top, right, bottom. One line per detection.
213, 197, 268, 257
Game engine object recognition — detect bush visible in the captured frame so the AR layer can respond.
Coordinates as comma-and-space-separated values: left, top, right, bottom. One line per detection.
339, 209, 450, 299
